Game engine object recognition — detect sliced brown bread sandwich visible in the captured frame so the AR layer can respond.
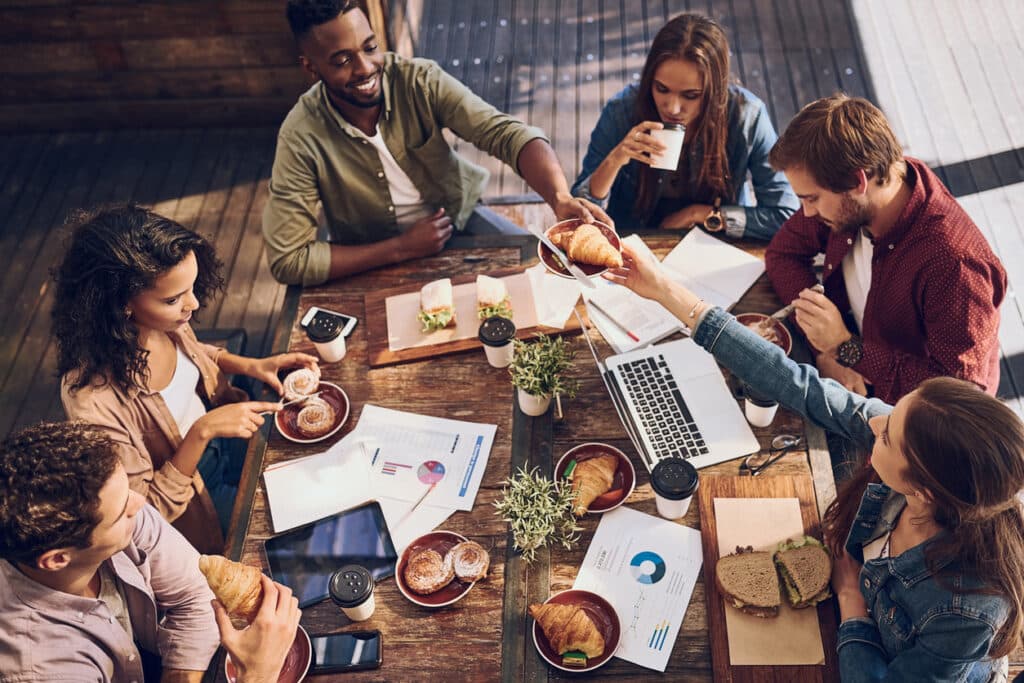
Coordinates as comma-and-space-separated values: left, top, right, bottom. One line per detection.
715, 546, 781, 618
773, 535, 832, 609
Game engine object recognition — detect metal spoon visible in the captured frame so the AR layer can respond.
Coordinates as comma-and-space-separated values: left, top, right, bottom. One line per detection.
760, 283, 824, 327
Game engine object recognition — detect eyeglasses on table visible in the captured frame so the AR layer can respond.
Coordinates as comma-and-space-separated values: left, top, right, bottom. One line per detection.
739, 434, 804, 476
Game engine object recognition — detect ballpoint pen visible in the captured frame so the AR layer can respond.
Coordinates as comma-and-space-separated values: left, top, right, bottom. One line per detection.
587, 299, 640, 342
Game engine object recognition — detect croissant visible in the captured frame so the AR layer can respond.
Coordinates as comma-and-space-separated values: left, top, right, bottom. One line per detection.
529, 602, 606, 657
198, 554, 264, 625
570, 454, 618, 516
562, 224, 623, 269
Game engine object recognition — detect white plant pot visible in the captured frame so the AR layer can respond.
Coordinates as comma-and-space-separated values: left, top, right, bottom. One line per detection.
517, 389, 551, 416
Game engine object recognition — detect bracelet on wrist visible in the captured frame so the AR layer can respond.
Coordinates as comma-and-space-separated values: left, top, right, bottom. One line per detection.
687, 299, 705, 321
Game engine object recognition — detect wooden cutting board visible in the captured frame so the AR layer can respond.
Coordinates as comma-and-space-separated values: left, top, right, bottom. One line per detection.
364, 267, 582, 367
697, 474, 839, 682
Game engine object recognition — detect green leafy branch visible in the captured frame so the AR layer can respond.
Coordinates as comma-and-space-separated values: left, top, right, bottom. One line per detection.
493, 466, 580, 563
508, 333, 579, 398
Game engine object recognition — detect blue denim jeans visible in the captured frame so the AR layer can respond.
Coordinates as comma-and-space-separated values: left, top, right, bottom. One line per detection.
196, 437, 247, 535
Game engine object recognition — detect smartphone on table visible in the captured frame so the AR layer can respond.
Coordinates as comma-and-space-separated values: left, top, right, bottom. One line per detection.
309, 630, 382, 674
300, 306, 358, 338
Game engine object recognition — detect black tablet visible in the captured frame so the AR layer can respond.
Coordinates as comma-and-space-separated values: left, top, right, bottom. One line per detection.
263, 501, 397, 608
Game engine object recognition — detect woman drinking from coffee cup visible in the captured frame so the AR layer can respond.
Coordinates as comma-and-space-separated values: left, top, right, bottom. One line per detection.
572, 13, 798, 237
54, 205, 319, 553
606, 243, 1023, 681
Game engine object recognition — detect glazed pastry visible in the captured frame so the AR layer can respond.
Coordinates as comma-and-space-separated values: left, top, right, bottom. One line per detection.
295, 397, 335, 437
198, 554, 264, 626
570, 454, 618, 516
282, 367, 320, 401
529, 602, 605, 658
554, 224, 622, 269
449, 540, 490, 582
404, 548, 456, 595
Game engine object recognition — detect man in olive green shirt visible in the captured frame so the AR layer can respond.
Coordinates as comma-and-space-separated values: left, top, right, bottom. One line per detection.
265, 0, 608, 286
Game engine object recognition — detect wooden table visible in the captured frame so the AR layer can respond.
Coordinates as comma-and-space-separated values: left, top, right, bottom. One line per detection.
223, 232, 837, 682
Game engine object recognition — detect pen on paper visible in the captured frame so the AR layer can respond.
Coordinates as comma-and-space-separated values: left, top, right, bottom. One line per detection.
397, 482, 437, 528
588, 300, 640, 342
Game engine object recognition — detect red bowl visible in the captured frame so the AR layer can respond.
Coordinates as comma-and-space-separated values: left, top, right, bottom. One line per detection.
225, 624, 311, 683
735, 313, 793, 356
395, 530, 478, 608
554, 443, 636, 514
274, 381, 350, 444
531, 589, 621, 672
538, 219, 621, 278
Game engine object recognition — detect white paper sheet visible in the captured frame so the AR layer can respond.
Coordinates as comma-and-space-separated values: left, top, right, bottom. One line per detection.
572, 507, 703, 672
661, 229, 765, 310
525, 262, 582, 327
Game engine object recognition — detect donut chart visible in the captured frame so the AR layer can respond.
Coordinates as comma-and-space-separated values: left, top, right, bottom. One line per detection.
417, 460, 446, 484
629, 551, 666, 585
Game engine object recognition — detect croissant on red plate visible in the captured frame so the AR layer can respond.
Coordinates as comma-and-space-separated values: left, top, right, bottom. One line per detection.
529, 602, 605, 657
570, 454, 618, 516
553, 224, 622, 269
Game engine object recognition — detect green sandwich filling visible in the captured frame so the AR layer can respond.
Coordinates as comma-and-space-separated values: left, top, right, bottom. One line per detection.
418, 309, 454, 332
477, 298, 513, 320
774, 536, 832, 607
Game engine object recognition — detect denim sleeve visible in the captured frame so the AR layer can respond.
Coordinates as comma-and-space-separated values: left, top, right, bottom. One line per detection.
838, 613, 998, 682
738, 103, 799, 241
572, 95, 632, 205
693, 307, 890, 447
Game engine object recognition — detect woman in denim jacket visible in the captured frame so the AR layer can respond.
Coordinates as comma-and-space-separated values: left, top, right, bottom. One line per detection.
607, 243, 1024, 682
571, 13, 798, 238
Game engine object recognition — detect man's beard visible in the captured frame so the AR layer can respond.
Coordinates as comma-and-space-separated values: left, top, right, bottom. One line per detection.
823, 193, 873, 236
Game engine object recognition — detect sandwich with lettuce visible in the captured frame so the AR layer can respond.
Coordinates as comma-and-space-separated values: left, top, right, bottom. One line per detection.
418, 278, 456, 332
476, 274, 513, 320
773, 535, 832, 608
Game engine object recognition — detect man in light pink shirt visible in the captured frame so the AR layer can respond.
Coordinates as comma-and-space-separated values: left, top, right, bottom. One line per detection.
0, 421, 299, 682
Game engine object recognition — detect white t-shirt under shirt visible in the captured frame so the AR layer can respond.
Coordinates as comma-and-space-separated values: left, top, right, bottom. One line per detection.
158, 346, 207, 438
364, 130, 433, 228
842, 229, 875, 333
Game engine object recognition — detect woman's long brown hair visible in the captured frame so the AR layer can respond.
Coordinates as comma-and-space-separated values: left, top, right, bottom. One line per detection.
823, 377, 1024, 658
632, 13, 732, 220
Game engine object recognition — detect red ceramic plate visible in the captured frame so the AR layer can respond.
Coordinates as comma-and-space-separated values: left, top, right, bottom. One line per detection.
735, 313, 793, 356
554, 443, 636, 514
531, 589, 621, 673
538, 219, 621, 279
395, 530, 478, 608
226, 624, 311, 683
274, 381, 350, 444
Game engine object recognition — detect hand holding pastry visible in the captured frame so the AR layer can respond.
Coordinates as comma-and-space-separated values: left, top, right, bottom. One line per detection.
199, 554, 265, 626
191, 401, 281, 441
213, 575, 301, 683
247, 352, 320, 398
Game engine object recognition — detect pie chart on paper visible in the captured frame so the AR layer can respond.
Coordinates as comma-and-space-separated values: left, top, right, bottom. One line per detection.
417, 460, 446, 484
630, 551, 667, 585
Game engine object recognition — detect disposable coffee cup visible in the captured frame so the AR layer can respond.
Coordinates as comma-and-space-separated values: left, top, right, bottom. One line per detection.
307, 314, 347, 363
650, 458, 699, 520
743, 383, 779, 428
649, 124, 685, 171
478, 316, 516, 368
329, 564, 375, 621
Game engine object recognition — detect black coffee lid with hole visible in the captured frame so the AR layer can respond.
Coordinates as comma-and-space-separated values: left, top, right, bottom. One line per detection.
478, 316, 516, 347
650, 458, 699, 500
307, 311, 344, 343
329, 564, 373, 607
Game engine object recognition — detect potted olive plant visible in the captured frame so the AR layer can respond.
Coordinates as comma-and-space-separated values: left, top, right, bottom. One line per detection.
493, 467, 580, 563
508, 333, 578, 416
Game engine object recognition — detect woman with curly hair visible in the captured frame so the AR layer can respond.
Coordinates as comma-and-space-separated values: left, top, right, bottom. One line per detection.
607, 243, 1023, 681
572, 13, 798, 237
53, 204, 318, 553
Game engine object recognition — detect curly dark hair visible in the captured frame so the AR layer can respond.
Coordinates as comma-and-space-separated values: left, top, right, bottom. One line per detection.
286, 0, 360, 40
0, 421, 121, 564
52, 204, 224, 393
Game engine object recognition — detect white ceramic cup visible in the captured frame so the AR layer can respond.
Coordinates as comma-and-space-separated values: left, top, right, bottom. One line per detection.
649, 124, 685, 171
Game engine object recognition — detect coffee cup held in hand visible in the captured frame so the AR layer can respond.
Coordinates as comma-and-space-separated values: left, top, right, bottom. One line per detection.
649, 124, 685, 171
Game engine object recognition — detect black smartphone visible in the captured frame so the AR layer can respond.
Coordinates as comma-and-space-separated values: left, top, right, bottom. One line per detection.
300, 306, 358, 337
309, 630, 382, 674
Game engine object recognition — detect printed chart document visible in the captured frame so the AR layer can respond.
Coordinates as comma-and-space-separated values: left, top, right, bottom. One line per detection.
584, 235, 683, 354
661, 228, 765, 310
573, 507, 703, 671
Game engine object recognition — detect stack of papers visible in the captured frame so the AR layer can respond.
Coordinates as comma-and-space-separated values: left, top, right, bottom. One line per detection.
586, 231, 765, 354
262, 405, 497, 552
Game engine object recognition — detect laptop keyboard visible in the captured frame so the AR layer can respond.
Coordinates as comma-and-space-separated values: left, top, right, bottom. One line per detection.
618, 355, 709, 462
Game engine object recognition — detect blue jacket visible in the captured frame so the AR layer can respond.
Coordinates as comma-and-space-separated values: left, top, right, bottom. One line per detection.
572, 84, 798, 239
693, 307, 1010, 682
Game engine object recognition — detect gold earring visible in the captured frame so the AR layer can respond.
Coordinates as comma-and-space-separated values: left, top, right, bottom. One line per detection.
125, 309, 132, 319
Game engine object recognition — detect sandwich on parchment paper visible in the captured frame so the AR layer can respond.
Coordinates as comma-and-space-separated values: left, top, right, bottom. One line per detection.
773, 535, 832, 608
476, 274, 513, 320
418, 278, 456, 332
715, 546, 781, 618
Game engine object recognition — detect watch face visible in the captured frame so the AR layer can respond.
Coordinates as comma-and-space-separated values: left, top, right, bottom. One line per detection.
704, 212, 724, 232
837, 338, 864, 367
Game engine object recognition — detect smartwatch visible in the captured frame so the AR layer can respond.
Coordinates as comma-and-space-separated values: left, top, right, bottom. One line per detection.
703, 197, 724, 232
836, 336, 864, 368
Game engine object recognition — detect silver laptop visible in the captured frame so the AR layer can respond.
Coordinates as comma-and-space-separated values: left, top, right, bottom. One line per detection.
576, 311, 759, 471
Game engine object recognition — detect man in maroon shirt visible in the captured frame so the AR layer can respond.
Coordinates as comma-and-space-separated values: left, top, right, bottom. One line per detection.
765, 95, 1005, 404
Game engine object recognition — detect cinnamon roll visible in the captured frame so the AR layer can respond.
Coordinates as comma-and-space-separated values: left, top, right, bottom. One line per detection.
404, 548, 455, 595
449, 541, 489, 582
282, 367, 320, 401
295, 397, 335, 437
